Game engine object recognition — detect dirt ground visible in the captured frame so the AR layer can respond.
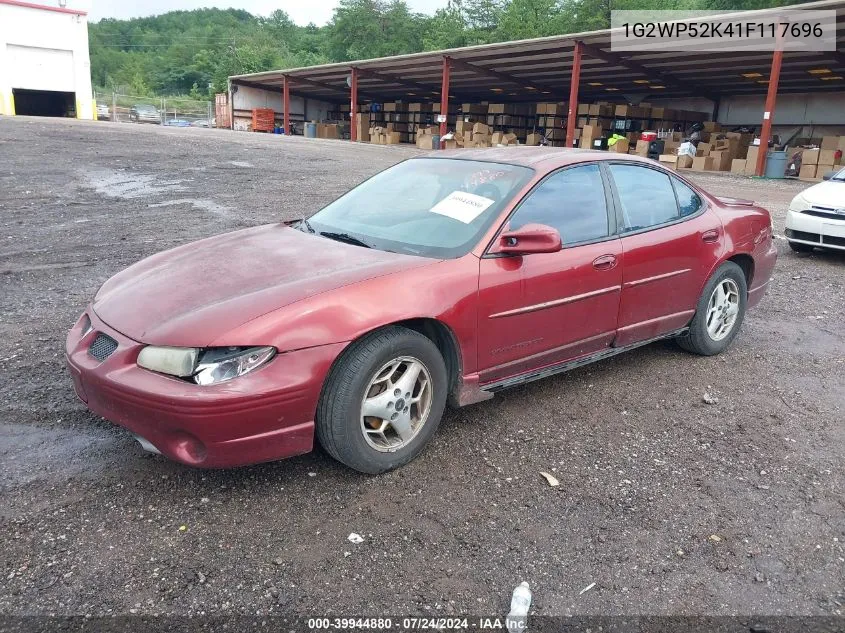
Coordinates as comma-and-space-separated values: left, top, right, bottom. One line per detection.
0, 117, 843, 619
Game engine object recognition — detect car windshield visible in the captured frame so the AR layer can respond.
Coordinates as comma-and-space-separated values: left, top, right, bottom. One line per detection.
304, 158, 534, 258
136, 105, 156, 112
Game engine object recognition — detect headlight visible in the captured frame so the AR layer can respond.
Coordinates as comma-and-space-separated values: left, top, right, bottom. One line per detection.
137, 346, 198, 377
193, 346, 275, 385
789, 193, 811, 212
137, 345, 275, 385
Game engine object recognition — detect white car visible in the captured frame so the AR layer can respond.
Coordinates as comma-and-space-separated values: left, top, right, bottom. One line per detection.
785, 166, 845, 252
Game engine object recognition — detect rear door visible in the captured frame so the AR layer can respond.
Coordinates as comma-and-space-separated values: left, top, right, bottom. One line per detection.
477, 163, 622, 384
605, 163, 723, 346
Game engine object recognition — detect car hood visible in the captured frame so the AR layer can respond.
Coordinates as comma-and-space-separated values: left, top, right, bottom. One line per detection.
802, 180, 845, 208
93, 224, 435, 346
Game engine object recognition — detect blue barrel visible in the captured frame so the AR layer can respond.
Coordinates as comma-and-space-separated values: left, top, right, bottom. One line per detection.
764, 150, 787, 178
305, 123, 317, 138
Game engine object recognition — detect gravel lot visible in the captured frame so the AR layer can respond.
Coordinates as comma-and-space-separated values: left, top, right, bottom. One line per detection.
1, 117, 843, 619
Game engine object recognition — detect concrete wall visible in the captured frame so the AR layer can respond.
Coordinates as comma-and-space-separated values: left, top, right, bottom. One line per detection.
230, 84, 334, 132
0, 0, 94, 119
650, 91, 845, 137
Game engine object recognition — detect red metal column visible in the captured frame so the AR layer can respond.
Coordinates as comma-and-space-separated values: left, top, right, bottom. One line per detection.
350, 67, 359, 142
439, 56, 451, 148
565, 41, 583, 148
283, 75, 290, 135
755, 48, 783, 176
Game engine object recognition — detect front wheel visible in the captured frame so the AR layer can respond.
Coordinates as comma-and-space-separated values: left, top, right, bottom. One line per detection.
677, 261, 747, 356
316, 326, 448, 474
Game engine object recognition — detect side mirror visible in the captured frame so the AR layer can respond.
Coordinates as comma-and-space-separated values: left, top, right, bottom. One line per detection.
822, 170, 837, 181
489, 223, 562, 256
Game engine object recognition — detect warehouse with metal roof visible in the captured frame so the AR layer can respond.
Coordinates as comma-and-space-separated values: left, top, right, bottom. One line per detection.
228, 0, 845, 176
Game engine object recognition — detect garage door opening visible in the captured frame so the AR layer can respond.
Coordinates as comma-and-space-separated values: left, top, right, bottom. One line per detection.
12, 89, 76, 117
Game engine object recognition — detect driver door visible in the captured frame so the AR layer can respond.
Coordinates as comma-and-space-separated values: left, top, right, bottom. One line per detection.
476, 163, 623, 385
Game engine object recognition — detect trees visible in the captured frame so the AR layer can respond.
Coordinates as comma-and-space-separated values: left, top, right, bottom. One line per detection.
88, 0, 812, 97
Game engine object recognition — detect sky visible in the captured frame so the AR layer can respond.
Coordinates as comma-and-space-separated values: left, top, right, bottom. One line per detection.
88, 0, 449, 25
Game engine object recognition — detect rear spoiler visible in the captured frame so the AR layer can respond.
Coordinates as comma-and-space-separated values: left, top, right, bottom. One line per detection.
716, 196, 755, 206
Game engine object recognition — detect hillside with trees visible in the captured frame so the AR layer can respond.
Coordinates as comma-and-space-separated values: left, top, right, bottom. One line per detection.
89, 0, 808, 98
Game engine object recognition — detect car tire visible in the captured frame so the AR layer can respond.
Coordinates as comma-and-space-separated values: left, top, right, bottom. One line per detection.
788, 240, 814, 253
677, 261, 747, 356
316, 326, 448, 474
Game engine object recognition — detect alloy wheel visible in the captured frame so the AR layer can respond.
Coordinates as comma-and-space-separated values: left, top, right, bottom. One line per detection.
706, 278, 740, 341
360, 356, 433, 452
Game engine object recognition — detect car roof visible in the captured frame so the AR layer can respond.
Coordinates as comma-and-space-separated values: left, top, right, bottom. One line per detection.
422, 147, 657, 170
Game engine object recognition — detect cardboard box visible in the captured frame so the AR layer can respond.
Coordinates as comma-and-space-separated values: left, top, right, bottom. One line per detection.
731, 159, 746, 174
462, 103, 487, 115
634, 139, 650, 156
525, 132, 542, 146
744, 146, 760, 175
709, 150, 733, 171
588, 104, 613, 117
658, 153, 677, 164
799, 164, 819, 180
838, 136, 845, 154
543, 116, 566, 128
702, 121, 721, 132
819, 149, 837, 165
802, 148, 820, 165
491, 131, 505, 145
692, 156, 715, 171
816, 163, 835, 179
577, 103, 590, 115
581, 125, 603, 149
416, 134, 437, 150
696, 142, 712, 157
610, 138, 630, 153
538, 103, 566, 116
820, 136, 839, 150
472, 122, 489, 135
677, 155, 694, 169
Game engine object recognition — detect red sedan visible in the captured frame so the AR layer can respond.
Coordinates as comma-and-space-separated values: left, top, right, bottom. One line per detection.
66, 149, 777, 473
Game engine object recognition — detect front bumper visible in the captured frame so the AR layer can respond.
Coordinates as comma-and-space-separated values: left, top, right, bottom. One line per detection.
65, 309, 345, 468
784, 209, 845, 251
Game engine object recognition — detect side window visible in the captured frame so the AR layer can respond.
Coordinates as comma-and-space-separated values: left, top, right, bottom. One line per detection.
608, 164, 679, 232
672, 177, 703, 217
509, 164, 609, 245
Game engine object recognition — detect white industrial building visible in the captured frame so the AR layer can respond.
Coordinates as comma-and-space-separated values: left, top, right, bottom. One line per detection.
0, 0, 94, 119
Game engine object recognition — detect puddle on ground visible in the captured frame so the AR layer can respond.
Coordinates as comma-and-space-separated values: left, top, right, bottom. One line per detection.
83, 168, 187, 199
148, 198, 233, 217
81, 168, 234, 218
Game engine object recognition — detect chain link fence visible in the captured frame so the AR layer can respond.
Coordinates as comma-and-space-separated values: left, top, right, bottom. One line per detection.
94, 92, 214, 127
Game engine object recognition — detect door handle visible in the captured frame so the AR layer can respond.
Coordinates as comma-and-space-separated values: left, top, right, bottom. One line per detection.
592, 254, 618, 270
702, 229, 720, 243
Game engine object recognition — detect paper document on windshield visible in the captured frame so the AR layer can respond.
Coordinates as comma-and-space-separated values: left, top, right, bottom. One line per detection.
429, 191, 495, 224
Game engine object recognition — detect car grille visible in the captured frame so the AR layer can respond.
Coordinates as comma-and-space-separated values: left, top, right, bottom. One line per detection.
802, 206, 845, 220
785, 228, 820, 242
89, 333, 118, 362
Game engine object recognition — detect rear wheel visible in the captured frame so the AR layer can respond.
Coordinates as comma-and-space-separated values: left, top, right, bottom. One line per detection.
677, 261, 747, 356
316, 326, 447, 474
788, 240, 814, 253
